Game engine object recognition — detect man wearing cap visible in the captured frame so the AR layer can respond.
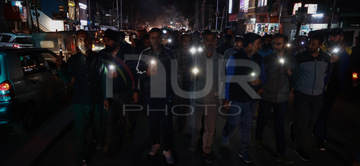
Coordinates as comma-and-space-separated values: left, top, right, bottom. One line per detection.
221, 32, 263, 164
315, 29, 350, 151
100, 29, 138, 160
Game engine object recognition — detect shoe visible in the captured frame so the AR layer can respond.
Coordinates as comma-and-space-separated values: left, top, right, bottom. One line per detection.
295, 149, 309, 161
163, 150, 174, 165
318, 141, 326, 151
289, 122, 295, 143
252, 116, 257, 123
221, 132, 229, 145
254, 139, 263, 149
203, 152, 214, 164
149, 144, 160, 156
80, 159, 87, 166
276, 154, 294, 165
238, 152, 252, 164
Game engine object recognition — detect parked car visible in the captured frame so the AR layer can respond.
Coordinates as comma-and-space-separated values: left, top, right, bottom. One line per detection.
32, 32, 77, 62
0, 33, 33, 48
0, 47, 69, 134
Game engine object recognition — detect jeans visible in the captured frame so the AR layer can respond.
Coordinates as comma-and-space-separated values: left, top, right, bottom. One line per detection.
293, 90, 322, 151
73, 103, 105, 159
255, 100, 287, 154
222, 101, 255, 154
146, 96, 173, 151
315, 90, 338, 142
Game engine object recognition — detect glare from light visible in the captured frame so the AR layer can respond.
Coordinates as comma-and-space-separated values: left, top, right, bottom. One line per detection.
192, 67, 199, 75
198, 47, 203, 52
163, 30, 167, 34
333, 48, 340, 53
286, 43, 291, 47
279, 58, 285, 65
250, 72, 256, 77
79, 3, 87, 10
190, 47, 197, 54
109, 65, 115, 71
312, 13, 324, 18
150, 59, 156, 65
168, 39, 172, 43
301, 41, 305, 45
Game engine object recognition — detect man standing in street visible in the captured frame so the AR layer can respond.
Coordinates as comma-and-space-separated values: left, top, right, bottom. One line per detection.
136, 28, 176, 165
173, 34, 192, 133
100, 29, 138, 161
221, 33, 263, 164
315, 29, 351, 151
290, 33, 331, 161
188, 30, 223, 164
255, 34, 297, 165
56, 30, 107, 166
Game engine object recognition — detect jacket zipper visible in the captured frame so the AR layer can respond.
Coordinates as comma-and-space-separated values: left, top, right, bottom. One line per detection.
312, 59, 317, 95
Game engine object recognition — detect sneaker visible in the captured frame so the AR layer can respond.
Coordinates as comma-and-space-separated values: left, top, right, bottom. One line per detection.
149, 144, 160, 156
203, 152, 214, 164
318, 141, 326, 151
295, 149, 309, 161
221, 133, 229, 145
276, 154, 294, 165
289, 122, 295, 143
163, 150, 174, 165
238, 152, 252, 164
254, 139, 263, 149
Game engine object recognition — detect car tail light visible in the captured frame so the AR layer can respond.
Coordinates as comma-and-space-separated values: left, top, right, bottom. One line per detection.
0, 81, 14, 102
12, 44, 20, 48
353, 73, 358, 80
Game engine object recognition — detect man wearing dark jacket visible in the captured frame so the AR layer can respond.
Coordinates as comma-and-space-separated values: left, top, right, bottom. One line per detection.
221, 33, 263, 164
56, 30, 107, 166
255, 34, 297, 165
100, 29, 138, 160
290, 33, 331, 161
136, 28, 176, 165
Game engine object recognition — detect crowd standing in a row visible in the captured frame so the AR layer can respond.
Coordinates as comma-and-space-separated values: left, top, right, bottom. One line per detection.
55, 27, 360, 166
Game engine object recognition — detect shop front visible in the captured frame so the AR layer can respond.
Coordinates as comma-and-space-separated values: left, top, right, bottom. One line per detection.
246, 13, 282, 36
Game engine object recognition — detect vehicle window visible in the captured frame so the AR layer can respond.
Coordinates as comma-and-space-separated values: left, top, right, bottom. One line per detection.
14, 37, 33, 44
40, 41, 55, 48
1, 35, 11, 42
40, 52, 57, 69
19, 53, 48, 75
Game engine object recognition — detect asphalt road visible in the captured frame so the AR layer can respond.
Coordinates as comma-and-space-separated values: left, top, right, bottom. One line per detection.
7, 92, 360, 166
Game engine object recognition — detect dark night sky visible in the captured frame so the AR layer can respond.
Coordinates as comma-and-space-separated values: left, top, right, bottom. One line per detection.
40, 0, 62, 17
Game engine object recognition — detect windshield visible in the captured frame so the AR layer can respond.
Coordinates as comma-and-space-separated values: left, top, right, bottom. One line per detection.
14, 37, 33, 44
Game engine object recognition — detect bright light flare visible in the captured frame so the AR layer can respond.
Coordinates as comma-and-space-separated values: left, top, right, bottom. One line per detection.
150, 59, 156, 65
279, 58, 285, 65
109, 65, 115, 71
286, 43, 291, 47
168, 39, 172, 43
192, 67, 199, 75
198, 47, 203, 52
250, 72, 256, 77
353, 73, 358, 79
333, 48, 340, 54
190, 47, 197, 54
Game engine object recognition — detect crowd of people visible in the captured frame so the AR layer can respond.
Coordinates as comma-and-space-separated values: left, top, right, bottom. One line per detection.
55, 27, 360, 166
